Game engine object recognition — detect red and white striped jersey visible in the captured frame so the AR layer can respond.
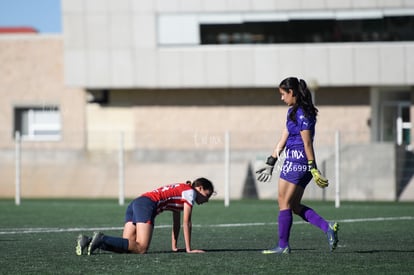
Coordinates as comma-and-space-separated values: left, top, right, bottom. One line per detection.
142, 183, 195, 214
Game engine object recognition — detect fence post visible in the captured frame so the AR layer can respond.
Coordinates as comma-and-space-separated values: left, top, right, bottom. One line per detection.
335, 130, 340, 208
118, 131, 125, 206
15, 131, 21, 206
224, 131, 230, 207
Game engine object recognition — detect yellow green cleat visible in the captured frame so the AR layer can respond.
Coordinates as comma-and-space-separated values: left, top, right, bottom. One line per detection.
327, 222, 339, 252
262, 246, 291, 254
76, 234, 92, 256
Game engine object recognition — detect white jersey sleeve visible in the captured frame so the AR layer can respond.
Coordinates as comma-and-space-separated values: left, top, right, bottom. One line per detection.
181, 189, 196, 206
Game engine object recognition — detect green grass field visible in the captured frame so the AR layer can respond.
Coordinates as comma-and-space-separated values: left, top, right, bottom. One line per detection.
1, 199, 413, 274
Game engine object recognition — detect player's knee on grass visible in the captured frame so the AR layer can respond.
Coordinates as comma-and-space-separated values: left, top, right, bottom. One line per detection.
128, 240, 149, 254
134, 243, 149, 254
137, 246, 148, 254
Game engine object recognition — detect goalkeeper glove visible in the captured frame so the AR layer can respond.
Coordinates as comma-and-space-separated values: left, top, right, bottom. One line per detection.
308, 160, 329, 188
256, 156, 277, 182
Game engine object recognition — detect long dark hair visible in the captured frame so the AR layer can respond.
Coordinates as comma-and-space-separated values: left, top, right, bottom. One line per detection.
187, 178, 215, 198
279, 77, 318, 123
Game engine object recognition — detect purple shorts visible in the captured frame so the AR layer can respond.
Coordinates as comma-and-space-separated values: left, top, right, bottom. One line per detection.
125, 196, 157, 225
279, 159, 312, 188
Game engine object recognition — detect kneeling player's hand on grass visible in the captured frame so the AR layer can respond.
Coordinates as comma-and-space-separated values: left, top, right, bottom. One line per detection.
256, 156, 277, 182
308, 160, 329, 188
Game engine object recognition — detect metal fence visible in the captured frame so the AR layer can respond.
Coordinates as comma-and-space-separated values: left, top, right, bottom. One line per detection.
1, 129, 413, 205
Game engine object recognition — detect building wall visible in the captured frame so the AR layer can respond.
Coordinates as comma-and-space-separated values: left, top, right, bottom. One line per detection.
85, 88, 372, 150
0, 35, 88, 198
62, 0, 414, 88
0, 35, 86, 150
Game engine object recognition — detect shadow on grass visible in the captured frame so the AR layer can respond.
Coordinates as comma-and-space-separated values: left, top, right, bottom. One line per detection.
146, 248, 263, 254
355, 249, 414, 254
204, 248, 262, 252
148, 248, 317, 254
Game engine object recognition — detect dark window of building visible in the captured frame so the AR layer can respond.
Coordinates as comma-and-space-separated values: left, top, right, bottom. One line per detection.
200, 16, 414, 44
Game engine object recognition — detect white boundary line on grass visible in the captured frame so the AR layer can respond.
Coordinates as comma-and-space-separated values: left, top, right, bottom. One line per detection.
0, 216, 413, 235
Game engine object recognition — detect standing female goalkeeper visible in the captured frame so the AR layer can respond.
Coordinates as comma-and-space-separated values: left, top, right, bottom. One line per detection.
76, 177, 215, 255
256, 77, 339, 254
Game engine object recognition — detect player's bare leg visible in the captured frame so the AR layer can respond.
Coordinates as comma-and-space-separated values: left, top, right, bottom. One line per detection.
123, 221, 153, 254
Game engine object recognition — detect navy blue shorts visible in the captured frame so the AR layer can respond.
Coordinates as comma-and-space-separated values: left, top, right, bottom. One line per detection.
279, 159, 312, 188
124, 196, 157, 225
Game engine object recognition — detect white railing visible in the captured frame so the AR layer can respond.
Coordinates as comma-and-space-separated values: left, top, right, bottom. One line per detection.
5, 129, 412, 205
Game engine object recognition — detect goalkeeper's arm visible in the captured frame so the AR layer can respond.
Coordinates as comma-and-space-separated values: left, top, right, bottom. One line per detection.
255, 128, 288, 182
300, 130, 316, 165
308, 160, 329, 188
300, 129, 329, 188
271, 128, 288, 158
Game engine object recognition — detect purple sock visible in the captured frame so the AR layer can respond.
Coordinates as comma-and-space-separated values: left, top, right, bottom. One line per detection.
278, 209, 292, 248
299, 206, 329, 233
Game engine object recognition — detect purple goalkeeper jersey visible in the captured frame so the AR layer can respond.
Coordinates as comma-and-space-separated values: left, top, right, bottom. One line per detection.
284, 107, 315, 164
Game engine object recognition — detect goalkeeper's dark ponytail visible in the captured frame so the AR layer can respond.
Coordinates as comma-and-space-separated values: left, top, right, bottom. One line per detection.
279, 77, 318, 122
298, 78, 318, 119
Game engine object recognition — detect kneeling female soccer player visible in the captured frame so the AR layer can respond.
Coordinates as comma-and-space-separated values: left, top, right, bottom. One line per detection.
76, 177, 215, 255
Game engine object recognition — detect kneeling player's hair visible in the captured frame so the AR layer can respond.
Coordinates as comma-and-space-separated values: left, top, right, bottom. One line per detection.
188, 178, 215, 198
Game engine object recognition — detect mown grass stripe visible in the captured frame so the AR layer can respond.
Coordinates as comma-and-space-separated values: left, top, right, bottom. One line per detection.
1, 216, 412, 235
